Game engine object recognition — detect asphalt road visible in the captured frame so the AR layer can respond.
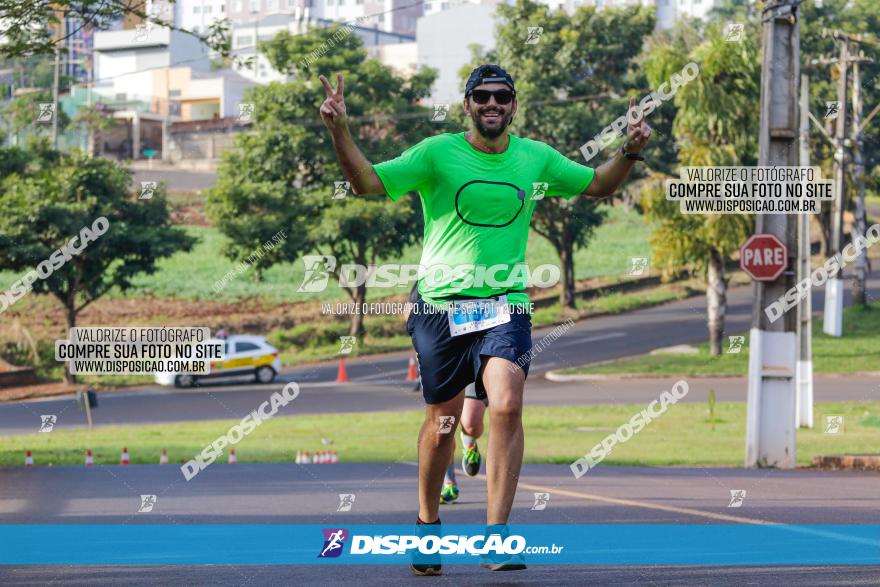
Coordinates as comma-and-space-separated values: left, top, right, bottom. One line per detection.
1, 463, 879, 585
1, 277, 878, 435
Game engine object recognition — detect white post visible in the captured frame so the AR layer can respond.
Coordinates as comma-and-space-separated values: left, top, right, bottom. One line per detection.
745, 0, 800, 468
796, 74, 813, 429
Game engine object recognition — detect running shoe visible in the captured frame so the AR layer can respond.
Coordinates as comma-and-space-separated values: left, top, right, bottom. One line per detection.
479, 553, 527, 571
410, 518, 442, 576
479, 524, 527, 571
439, 481, 459, 504
462, 442, 481, 477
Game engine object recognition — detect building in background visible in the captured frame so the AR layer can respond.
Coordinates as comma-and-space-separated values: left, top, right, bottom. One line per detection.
179, 0, 228, 35
555, 0, 723, 30
229, 12, 415, 84
417, 2, 496, 104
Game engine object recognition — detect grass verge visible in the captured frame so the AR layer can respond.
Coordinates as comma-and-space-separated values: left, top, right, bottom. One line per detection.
561, 301, 880, 376
3, 401, 878, 467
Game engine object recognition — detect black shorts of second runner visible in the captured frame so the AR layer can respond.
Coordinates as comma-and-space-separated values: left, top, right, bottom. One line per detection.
407, 296, 532, 405
464, 382, 488, 405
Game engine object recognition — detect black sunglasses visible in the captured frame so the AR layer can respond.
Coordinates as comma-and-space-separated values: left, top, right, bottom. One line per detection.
470, 89, 515, 105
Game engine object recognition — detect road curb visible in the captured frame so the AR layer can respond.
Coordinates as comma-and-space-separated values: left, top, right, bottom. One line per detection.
544, 369, 880, 382
544, 370, 742, 382
813, 454, 880, 471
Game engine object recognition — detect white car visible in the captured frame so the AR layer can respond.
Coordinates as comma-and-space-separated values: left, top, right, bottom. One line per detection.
154, 335, 282, 388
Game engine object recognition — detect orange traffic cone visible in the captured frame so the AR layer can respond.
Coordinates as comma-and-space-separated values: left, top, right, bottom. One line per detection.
84, 450, 94, 466
406, 357, 419, 381
228, 449, 237, 464
121, 447, 129, 465
336, 358, 349, 382
330, 451, 339, 464
25, 450, 33, 467
159, 449, 169, 465
304, 451, 311, 464
312, 451, 319, 464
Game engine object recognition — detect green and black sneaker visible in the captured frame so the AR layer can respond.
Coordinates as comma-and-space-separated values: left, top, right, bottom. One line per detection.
440, 481, 460, 504
462, 442, 481, 477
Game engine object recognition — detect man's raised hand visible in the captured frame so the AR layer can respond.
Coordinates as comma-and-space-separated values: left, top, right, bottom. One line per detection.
319, 73, 347, 133
624, 96, 652, 154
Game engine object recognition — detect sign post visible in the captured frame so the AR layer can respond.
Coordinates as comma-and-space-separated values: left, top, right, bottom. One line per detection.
740, 235, 788, 282
745, 0, 800, 469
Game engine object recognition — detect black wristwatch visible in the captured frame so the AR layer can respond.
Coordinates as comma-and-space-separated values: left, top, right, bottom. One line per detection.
621, 146, 645, 161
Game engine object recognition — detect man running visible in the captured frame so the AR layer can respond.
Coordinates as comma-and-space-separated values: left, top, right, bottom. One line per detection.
440, 384, 486, 504
319, 64, 650, 575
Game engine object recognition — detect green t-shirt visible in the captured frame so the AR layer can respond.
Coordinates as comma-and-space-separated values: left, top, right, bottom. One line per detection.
374, 132, 595, 307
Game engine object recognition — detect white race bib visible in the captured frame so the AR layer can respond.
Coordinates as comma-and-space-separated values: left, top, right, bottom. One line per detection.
447, 295, 511, 337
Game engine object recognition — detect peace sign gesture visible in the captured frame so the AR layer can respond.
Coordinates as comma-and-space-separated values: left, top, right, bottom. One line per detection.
319, 73, 348, 133
624, 96, 652, 154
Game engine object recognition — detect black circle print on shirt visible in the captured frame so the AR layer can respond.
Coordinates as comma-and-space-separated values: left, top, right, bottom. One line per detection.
455, 180, 525, 228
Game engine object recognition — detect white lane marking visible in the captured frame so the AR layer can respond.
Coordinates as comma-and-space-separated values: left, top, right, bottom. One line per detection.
547, 331, 627, 348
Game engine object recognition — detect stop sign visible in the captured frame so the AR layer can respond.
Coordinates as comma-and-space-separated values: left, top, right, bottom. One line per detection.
740, 234, 788, 281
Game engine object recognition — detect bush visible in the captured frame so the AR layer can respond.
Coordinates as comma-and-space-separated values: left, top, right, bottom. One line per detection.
268, 321, 350, 350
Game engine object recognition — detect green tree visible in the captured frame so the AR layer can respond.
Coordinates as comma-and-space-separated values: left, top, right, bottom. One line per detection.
2, 90, 70, 145
74, 104, 116, 157
640, 22, 758, 355
0, 142, 195, 382
464, 0, 655, 308
0, 3, 231, 61
208, 25, 433, 336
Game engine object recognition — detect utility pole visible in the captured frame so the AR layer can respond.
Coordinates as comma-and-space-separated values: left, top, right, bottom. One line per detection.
849, 50, 874, 306
816, 29, 878, 328
796, 74, 813, 429
51, 46, 61, 148
824, 37, 848, 337
745, 0, 800, 469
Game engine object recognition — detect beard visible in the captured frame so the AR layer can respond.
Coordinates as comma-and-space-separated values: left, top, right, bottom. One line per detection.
469, 106, 513, 139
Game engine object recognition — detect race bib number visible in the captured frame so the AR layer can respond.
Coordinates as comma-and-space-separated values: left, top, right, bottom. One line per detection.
447, 296, 511, 337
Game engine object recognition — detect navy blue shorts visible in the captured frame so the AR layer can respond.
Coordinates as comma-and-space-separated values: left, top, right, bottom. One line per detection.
406, 296, 532, 405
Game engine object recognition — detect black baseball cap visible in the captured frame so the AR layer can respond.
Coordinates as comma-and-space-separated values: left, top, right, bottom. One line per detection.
464, 64, 516, 98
